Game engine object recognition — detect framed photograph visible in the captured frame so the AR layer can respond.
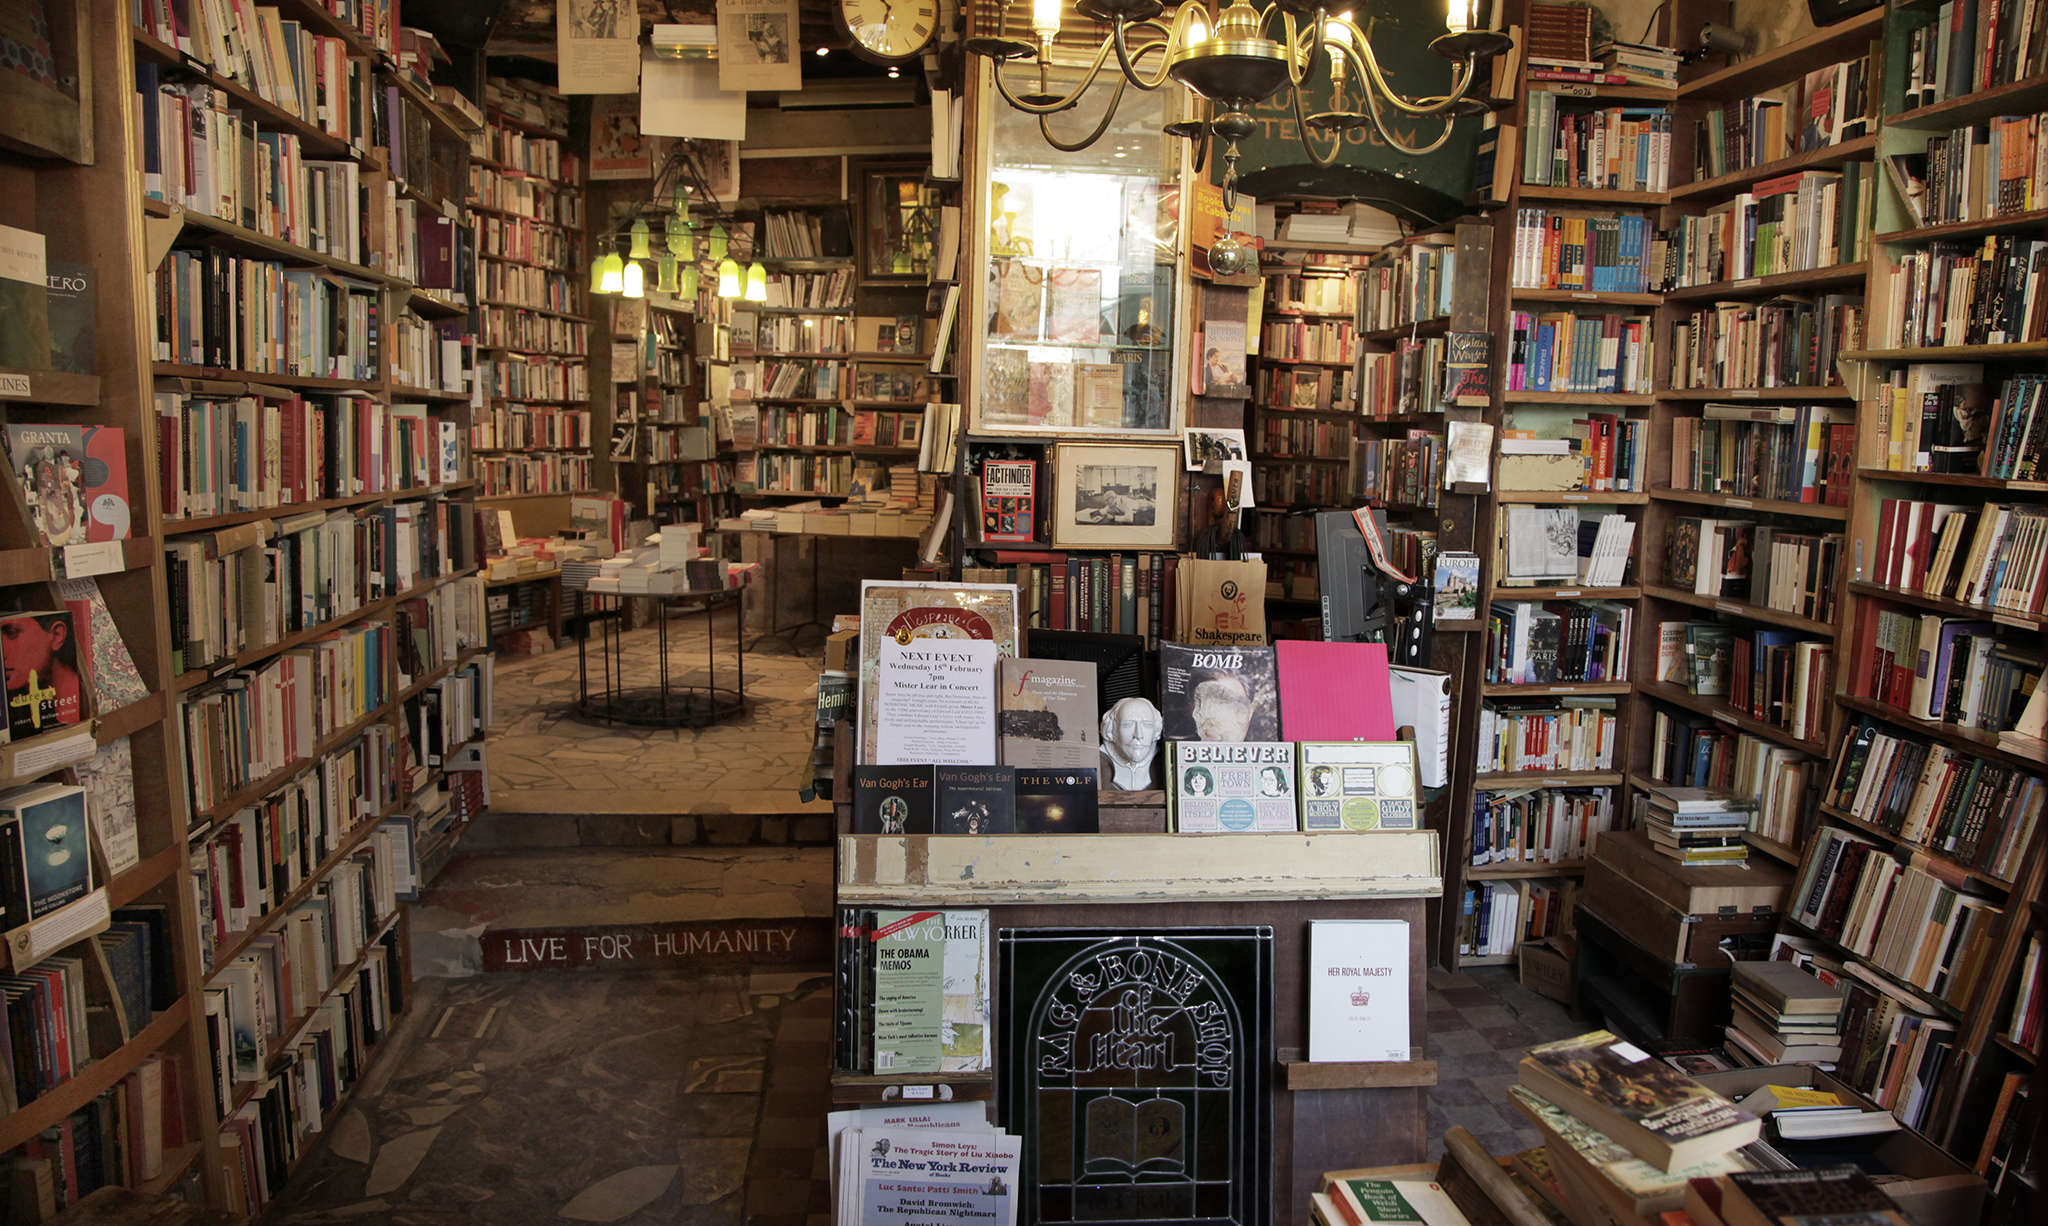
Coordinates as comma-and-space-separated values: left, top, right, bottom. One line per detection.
859, 162, 938, 283
1051, 442, 1179, 550
1182, 427, 1248, 472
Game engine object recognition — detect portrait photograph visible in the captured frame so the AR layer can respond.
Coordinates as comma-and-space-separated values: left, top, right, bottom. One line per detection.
1051, 442, 1179, 549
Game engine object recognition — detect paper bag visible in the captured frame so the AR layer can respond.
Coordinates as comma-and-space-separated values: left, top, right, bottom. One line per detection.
1174, 557, 1268, 647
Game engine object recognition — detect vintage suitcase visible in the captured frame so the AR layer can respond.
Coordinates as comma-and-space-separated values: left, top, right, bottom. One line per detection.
1590, 826, 1792, 913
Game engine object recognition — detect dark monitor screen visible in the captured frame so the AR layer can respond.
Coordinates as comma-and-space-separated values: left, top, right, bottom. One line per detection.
1020, 629, 1153, 713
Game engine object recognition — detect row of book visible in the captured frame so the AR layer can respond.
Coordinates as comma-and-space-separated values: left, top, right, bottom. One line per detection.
746, 315, 854, 355
1268, 266, 1359, 316
392, 579, 487, 691
401, 663, 489, 775
166, 500, 465, 670
474, 452, 593, 498
736, 404, 857, 449
1877, 235, 2048, 348
1896, 114, 2047, 229
179, 623, 396, 814
1898, 0, 2048, 111
1831, 715, 2043, 882
740, 452, 854, 497
1485, 601, 1633, 686
1665, 294, 1862, 392
468, 166, 584, 229
1459, 877, 1571, 960
1357, 339, 1442, 417
755, 269, 856, 310
1983, 371, 2046, 479
1258, 414, 1349, 461
1869, 496, 2048, 615
1357, 239, 1454, 331
1354, 432, 1442, 511
960, 551, 1177, 645
1662, 517, 1845, 622
1, 897, 174, 1104
1262, 318, 1357, 364
1505, 310, 1652, 394
155, 389, 460, 520
1523, 98, 1671, 192
133, 0, 372, 140
1852, 607, 2040, 730
478, 260, 579, 315
389, 311, 469, 394
1667, 404, 1853, 506
1870, 362, 2019, 474
1475, 700, 1618, 774
477, 122, 568, 180
1261, 362, 1357, 414
478, 306, 585, 355
851, 408, 925, 448
483, 353, 588, 402
1508, 208, 1654, 293
1693, 50, 1875, 179
153, 248, 379, 379
1495, 506, 1636, 585
1498, 420, 1647, 494
1791, 826, 2002, 1007
1253, 461, 1347, 508
4, 1048, 189, 1218
1469, 786, 1613, 866
1656, 619, 1833, 741
737, 359, 847, 401
760, 208, 852, 260
217, 927, 401, 1215
470, 404, 591, 452
1643, 712, 1814, 848
383, 199, 468, 299
476, 215, 576, 270
1666, 168, 1873, 288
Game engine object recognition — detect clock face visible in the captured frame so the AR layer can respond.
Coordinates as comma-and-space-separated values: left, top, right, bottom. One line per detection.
839, 0, 938, 62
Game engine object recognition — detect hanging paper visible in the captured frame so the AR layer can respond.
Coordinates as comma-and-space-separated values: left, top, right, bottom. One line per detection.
557, 0, 642, 94
718, 0, 804, 92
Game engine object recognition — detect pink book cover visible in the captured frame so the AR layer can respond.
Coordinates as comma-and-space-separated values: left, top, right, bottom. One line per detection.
1276, 640, 1395, 741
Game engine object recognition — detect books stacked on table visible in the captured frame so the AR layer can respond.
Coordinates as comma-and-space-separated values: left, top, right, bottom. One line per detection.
1686, 1165, 1915, 1226
1595, 40, 1679, 88
1727, 960, 1848, 1066
1641, 785, 1751, 865
1736, 1083, 1903, 1144
1313, 1172, 1472, 1226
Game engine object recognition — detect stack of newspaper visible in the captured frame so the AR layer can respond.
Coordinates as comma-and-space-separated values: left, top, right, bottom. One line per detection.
829, 1104, 1021, 1226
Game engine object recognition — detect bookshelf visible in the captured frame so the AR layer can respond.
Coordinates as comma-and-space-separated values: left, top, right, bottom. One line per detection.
614, 300, 727, 525
1802, 0, 2047, 1167
466, 79, 594, 502
0, 3, 490, 1214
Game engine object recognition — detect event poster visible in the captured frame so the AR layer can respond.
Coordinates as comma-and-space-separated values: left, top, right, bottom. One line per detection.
873, 638, 997, 767
589, 96, 651, 179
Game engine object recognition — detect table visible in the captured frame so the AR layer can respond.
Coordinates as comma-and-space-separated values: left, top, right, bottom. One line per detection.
573, 588, 747, 727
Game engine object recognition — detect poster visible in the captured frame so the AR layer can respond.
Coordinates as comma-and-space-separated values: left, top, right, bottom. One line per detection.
589, 96, 651, 180
718, 0, 803, 92
557, 0, 642, 94
873, 639, 997, 767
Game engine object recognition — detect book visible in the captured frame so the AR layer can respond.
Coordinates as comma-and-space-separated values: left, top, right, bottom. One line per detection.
852, 765, 935, 834
1276, 639, 1396, 742
73, 737, 139, 880
1158, 642, 1279, 742
867, 909, 991, 1074
43, 259, 93, 375
1014, 768, 1099, 833
3, 423, 131, 545
1307, 918, 1410, 1062
933, 766, 1015, 834
1518, 1030, 1761, 1170
1167, 741, 1299, 832
2, 610, 84, 737
980, 458, 1035, 544
996, 657, 1099, 770
56, 578, 149, 712
1508, 1084, 1755, 1218
1329, 1177, 1468, 1226
1, 783, 94, 922
1719, 1167, 1910, 1226
1297, 741, 1421, 831
0, 222, 50, 370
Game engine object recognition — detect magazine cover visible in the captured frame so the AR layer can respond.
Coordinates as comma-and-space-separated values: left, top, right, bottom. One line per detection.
1297, 741, 1420, 831
980, 459, 1036, 544
4, 423, 131, 545
996, 658, 1098, 771
2, 609, 84, 737
1168, 741, 1298, 832
1158, 643, 1279, 741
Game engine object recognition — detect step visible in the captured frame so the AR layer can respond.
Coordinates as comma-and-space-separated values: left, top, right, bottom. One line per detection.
456, 808, 836, 851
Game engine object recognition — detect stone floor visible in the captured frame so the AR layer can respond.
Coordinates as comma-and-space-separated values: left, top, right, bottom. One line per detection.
486, 605, 830, 820
1423, 965, 1585, 1162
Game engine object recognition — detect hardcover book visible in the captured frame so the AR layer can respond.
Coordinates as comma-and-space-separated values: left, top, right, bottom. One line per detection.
1167, 741, 1298, 832
934, 765, 1016, 834
1014, 768, 1099, 833
1507, 1084, 1752, 1216
1518, 1029, 1761, 1171
3, 423, 131, 545
1307, 919, 1411, 1062
852, 765, 935, 834
1158, 642, 1279, 742
1297, 742, 1420, 831
1722, 1166, 1910, 1226
996, 657, 1099, 770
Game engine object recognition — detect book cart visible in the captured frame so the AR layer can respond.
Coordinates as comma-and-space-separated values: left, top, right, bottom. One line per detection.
829, 727, 1442, 1224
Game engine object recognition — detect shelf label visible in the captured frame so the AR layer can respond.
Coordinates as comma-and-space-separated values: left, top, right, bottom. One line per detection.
6, 888, 109, 971
1554, 590, 1582, 598
1570, 291, 1596, 300
58, 541, 124, 579
1562, 494, 1589, 501
899, 1084, 937, 1100
1735, 278, 1762, 288
0, 373, 30, 399
1731, 388, 1761, 397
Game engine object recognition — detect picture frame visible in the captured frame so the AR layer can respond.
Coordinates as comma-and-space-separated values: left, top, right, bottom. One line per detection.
1051, 442, 1180, 550
1182, 427, 1248, 472
857, 161, 937, 284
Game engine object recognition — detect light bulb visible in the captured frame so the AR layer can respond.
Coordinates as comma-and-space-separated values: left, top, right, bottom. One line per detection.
628, 219, 653, 259
622, 260, 645, 297
1187, 8, 1209, 42
716, 258, 741, 298
744, 262, 767, 302
597, 252, 624, 295
1032, 0, 1061, 40
1446, 0, 1471, 35
589, 255, 609, 293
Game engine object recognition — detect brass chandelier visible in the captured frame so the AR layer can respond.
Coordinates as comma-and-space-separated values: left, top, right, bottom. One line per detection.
968, 0, 1510, 206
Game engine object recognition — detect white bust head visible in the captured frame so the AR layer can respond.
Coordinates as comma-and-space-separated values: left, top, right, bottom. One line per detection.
1099, 696, 1163, 790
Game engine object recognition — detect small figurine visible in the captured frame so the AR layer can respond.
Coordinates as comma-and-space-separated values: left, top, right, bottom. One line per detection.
1099, 696, 1163, 791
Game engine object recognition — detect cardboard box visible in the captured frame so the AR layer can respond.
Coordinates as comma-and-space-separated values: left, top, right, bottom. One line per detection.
824, 629, 858, 672
1518, 936, 1575, 1005
1695, 1065, 1984, 1225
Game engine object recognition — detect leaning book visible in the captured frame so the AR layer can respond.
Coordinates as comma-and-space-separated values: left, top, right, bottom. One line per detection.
1518, 1029, 1760, 1171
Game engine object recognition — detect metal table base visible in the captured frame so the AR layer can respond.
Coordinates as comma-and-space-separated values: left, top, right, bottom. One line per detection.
574, 589, 747, 728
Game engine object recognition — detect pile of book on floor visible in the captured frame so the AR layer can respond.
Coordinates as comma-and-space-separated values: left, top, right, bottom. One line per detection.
1504, 1030, 1925, 1226
1595, 40, 1679, 87
827, 1101, 1020, 1226
1640, 785, 1751, 865
1726, 959, 1848, 1066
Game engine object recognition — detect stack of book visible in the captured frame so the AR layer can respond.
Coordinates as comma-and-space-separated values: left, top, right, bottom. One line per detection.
1596, 40, 1679, 87
1640, 785, 1750, 865
1727, 959, 1847, 1065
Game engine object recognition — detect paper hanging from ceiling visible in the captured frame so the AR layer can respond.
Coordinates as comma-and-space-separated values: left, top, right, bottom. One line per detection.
640, 51, 749, 140
557, 0, 642, 94
717, 0, 803, 92
589, 96, 653, 179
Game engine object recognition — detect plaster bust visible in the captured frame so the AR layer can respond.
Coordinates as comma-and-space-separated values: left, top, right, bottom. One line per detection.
1099, 696, 1163, 791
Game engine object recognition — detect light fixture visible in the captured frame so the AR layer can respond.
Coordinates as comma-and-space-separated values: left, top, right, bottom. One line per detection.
708, 224, 729, 262
657, 254, 680, 294
716, 257, 741, 298
680, 264, 699, 298
589, 255, 609, 293
743, 262, 768, 302
597, 251, 625, 295
622, 259, 645, 298
967, 0, 1508, 208
671, 185, 691, 224
815, 45, 830, 55
628, 219, 653, 260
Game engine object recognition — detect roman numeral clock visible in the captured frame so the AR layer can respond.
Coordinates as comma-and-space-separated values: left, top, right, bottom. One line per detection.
835, 0, 938, 64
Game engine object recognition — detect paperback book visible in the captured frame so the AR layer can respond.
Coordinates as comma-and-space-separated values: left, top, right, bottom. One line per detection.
1518, 1029, 1761, 1170
1167, 741, 1298, 832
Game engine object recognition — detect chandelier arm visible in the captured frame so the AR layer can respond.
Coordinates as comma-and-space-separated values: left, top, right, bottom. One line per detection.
1347, 31, 1480, 116
1112, 7, 1204, 92
1038, 73, 1131, 151
989, 35, 1125, 114
1188, 102, 1212, 175
1357, 78, 1459, 156
1290, 73, 1344, 168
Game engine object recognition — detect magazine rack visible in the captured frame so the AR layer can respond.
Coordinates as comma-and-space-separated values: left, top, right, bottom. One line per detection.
830, 725, 1441, 1220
